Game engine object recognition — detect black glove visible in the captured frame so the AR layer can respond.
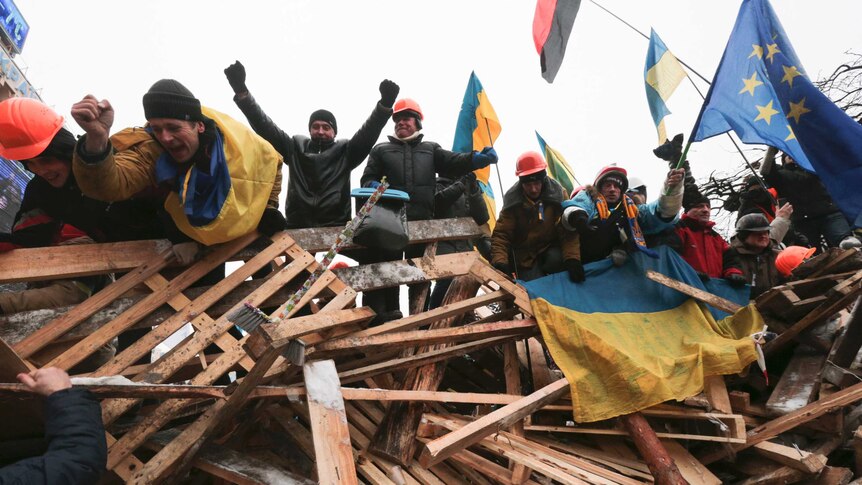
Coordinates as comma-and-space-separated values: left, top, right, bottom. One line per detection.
565, 259, 585, 283
725, 273, 747, 287
695, 272, 711, 284
493, 261, 513, 278
567, 209, 592, 234
224, 60, 248, 95
257, 207, 287, 237
379, 79, 400, 108
476, 236, 492, 261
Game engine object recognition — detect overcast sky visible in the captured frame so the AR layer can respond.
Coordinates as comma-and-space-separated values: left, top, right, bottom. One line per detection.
11, 0, 861, 235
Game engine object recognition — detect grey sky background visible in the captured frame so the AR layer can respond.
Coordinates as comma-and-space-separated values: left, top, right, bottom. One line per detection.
12, 0, 861, 236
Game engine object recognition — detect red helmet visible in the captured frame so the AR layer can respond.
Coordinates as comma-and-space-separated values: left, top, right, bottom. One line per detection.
775, 246, 816, 278
393, 98, 423, 121
515, 151, 547, 177
0, 97, 65, 160
593, 165, 628, 193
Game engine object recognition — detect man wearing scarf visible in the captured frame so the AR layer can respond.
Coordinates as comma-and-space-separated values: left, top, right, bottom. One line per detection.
562, 165, 685, 266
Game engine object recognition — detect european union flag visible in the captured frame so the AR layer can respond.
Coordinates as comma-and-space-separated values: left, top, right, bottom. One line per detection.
693, 0, 862, 225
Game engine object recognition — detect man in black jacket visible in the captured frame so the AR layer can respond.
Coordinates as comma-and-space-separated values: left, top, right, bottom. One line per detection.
0, 367, 106, 484
359, 98, 497, 321
225, 61, 399, 229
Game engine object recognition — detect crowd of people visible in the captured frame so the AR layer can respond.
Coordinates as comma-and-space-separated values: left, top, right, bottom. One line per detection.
0, 61, 858, 482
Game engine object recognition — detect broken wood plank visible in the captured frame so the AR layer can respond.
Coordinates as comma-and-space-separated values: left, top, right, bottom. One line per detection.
765, 346, 825, 417
503, 340, 531, 484
703, 375, 733, 414
752, 440, 827, 474
303, 360, 358, 485
645, 269, 741, 314
334, 252, 478, 292
418, 378, 570, 467
662, 440, 720, 485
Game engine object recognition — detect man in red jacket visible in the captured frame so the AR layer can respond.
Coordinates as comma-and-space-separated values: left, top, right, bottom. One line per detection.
669, 193, 745, 285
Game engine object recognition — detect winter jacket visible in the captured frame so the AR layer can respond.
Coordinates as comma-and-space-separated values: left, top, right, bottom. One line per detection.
564, 185, 680, 264
73, 107, 283, 245
0, 388, 106, 484
235, 93, 391, 229
669, 214, 743, 279
361, 134, 474, 221
729, 236, 783, 299
761, 154, 841, 220
491, 178, 580, 269
434, 174, 490, 255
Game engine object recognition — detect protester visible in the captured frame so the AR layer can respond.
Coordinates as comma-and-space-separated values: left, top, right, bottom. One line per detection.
359, 97, 497, 322
490, 152, 581, 282
729, 212, 792, 298
626, 176, 647, 205
562, 165, 684, 265
666, 193, 745, 284
225, 60, 398, 229
0, 367, 106, 484
761, 146, 860, 250
70, 80, 286, 264
429, 170, 491, 308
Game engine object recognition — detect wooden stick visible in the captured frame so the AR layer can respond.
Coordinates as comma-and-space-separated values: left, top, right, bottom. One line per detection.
619, 412, 689, 485
645, 270, 741, 314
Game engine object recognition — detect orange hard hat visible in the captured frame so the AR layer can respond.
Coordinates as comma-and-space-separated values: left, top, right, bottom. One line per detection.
393, 98, 423, 121
0, 97, 65, 160
775, 245, 816, 278
515, 151, 547, 177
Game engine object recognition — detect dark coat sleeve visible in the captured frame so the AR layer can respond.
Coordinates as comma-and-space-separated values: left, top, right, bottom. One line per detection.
435, 177, 466, 208
0, 388, 106, 485
234, 93, 295, 160
344, 103, 392, 169
432, 145, 474, 178
360, 146, 384, 187
466, 182, 490, 226
491, 209, 516, 266
721, 246, 744, 278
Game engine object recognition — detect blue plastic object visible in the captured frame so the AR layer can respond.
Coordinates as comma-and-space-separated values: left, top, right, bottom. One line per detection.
351, 187, 410, 202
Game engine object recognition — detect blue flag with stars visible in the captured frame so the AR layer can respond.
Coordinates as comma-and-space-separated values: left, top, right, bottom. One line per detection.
692, 0, 862, 225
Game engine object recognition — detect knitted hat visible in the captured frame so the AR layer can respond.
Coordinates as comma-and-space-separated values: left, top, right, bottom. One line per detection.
594, 165, 628, 194
683, 192, 710, 212
309, 109, 337, 135
519, 169, 547, 184
142, 79, 203, 121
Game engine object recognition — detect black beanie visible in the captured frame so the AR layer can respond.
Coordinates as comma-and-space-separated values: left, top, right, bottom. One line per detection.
309, 109, 337, 135
683, 192, 711, 212
142, 79, 203, 121
519, 170, 547, 184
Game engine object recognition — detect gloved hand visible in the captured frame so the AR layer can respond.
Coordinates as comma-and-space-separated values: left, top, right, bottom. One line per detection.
609, 249, 628, 267
224, 60, 248, 95
257, 207, 287, 237
475, 236, 492, 261
695, 271, 711, 284
565, 259, 585, 283
653, 133, 684, 163
379, 79, 400, 108
171, 241, 200, 266
566, 208, 592, 234
725, 273, 747, 287
472, 146, 498, 169
493, 261, 513, 278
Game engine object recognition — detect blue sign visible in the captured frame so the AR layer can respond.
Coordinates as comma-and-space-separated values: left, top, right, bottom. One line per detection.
0, 0, 27, 53
0, 47, 37, 98
0, 156, 31, 233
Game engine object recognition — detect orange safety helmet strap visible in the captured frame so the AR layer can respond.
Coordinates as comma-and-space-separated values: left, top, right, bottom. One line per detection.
0, 97, 65, 161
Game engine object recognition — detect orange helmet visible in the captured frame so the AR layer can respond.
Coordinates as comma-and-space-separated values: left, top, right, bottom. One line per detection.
393, 98, 423, 121
515, 151, 547, 177
0, 97, 65, 160
776, 246, 816, 278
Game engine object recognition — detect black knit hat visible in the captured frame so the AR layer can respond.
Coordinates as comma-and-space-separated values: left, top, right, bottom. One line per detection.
519, 169, 547, 184
309, 109, 337, 135
142, 79, 203, 121
683, 192, 711, 212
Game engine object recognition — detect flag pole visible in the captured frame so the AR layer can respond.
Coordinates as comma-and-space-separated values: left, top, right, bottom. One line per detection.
485, 118, 506, 200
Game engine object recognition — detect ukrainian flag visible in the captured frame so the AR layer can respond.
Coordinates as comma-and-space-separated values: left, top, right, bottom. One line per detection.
535, 131, 578, 197
522, 246, 762, 422
644, 28, 687, 144
453, 71, 501, 231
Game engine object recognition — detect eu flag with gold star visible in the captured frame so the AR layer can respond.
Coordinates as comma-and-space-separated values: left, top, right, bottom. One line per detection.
692, 0, 862, 225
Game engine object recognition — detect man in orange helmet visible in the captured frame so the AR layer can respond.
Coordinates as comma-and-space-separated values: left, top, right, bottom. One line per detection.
491, 151, 581, 282
224, 61, 399, 229
358, 97, 497, 322
562, 165, 685, 265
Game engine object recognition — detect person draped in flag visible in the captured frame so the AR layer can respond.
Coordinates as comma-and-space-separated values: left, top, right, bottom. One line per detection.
490, 151, 582, 282
562, 165, 684, 266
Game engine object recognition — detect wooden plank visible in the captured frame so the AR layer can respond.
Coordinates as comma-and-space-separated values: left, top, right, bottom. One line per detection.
418, 378, 569, 467
738, 437, 841, 485
468, 259, 532, 314
303, 360, 358, 485
752, 441, 827, 473
645, 269, 741, 314
13, 246, 174, 358
524, 425, 745, 444
662, 440, 721, 485
765, 347, 825, 417
0, 239, 172, 282
698, 380, 862, 464
334, 252, 478, 291
0, 337, 41, 441
703, 375, 733, 414
503, 341, 531, 484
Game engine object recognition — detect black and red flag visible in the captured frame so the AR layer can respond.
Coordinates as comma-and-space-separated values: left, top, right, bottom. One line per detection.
532, 0, 581, 83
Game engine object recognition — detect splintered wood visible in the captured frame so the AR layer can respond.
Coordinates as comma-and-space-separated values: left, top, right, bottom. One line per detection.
4, 225, 862, 484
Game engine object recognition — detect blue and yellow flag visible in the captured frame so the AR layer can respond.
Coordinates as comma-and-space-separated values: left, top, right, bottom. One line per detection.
522, 246, 762, 422
453, 71, 501, 230
692, 0, 862, 226
535, 131, 578, 197
644, 28, 687, 144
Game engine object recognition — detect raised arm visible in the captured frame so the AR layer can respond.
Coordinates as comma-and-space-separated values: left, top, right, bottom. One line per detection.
225, 61, 295, 158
